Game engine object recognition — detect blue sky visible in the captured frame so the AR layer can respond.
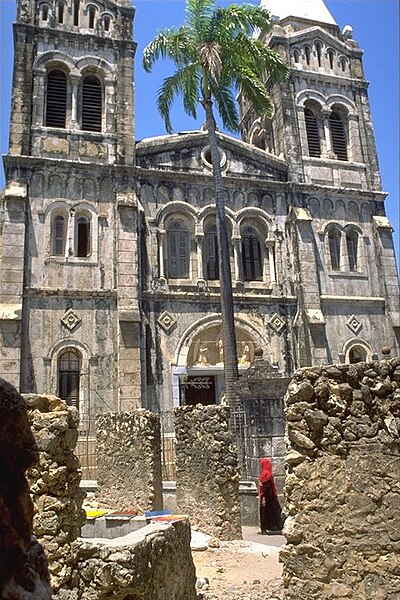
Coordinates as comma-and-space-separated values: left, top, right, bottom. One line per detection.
0, 0, 398, 260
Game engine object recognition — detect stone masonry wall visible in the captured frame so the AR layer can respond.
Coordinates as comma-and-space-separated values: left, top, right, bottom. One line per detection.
0, 379, 51, 599
24, 394, 86, 592
96, 410, 163, 512
175, 404, 242, 540
281, 359, 400, 600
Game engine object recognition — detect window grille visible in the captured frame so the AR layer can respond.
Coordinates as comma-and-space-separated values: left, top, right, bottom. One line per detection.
52, 215, 66, 256
58, 350, 80, 408
45, 70, 67, 128
167, 221, 189, 279
304, 108, 321, 158
204, 224, 219, 280
329, 112, 348, 161
328, 230, 341, 271
82, 76, 102, 132
242, 226, 262, 281
76, 216, 91, 257
346, 231, 358, 271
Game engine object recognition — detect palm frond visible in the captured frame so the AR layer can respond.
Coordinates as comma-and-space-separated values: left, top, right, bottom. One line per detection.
157, 65, 201, 133
143, 27, 194, 72
186, 0, 216, 41
235, 65, 274, 117
210, 81, 239, 133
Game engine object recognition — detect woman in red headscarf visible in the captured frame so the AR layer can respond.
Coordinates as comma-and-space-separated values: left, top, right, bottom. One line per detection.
258, 458, 283, 534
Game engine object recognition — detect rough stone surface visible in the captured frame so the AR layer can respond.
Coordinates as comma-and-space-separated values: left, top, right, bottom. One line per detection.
96, 410, 163, 512
0, 378, 51, 599
281, 359, 400, 600
175, 405, 242, 541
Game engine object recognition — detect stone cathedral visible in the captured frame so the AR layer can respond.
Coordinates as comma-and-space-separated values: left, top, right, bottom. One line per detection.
1, 0, 399, 437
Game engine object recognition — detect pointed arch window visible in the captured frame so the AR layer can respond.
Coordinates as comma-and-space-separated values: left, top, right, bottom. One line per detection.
45, 70, 67, 128
304, 108, 321, 158
81, 75, 102, 132
76, 216, 91, 257
167, 220, 189, 279
52, 215, 66, 256
58, 350, 81, 408
242, 226, 262, 281
204, 223, 219, 280
328, 228, 341, 271
346, 230, 358, 271
330, 112, 348, 160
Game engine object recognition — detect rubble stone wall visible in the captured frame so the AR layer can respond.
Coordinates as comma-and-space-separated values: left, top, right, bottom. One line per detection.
96, 410, 163, 512
175, 404, 242, 540
0, 379, 51, 599
281, 359, 400, 600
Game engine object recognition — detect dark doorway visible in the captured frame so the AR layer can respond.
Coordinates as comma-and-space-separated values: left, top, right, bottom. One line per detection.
182, 375, 216, 406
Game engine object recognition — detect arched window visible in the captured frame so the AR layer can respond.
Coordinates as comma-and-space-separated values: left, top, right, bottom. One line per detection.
81, 75, 102, 132
58, 350, 81, 408
76, 215, 91, 257
45, 70, 67, 128
315, 42, 322, 67
88, 6, 96, 29
73, 0, 80, 26
241, 225, 262, 281
293, 49, 300, 63
328, 228, 341, 271
167, 220, 189, 279
204, 223, 219, 280
349, 346, 367, 364
42, 5, 49, 21
52, 215, 66, 256
327, 49, 334, 70
304, 108, 321, 158
57, 2, 64, 23
103, 15, 111, 31
329, 111, 348, 161
304, 45, 311, 66
346, 230, 358, 271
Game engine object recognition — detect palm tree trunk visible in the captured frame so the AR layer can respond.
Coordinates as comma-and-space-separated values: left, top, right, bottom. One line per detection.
202, 98, 239, 403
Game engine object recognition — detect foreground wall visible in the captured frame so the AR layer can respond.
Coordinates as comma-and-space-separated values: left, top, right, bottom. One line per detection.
281, 359, 400, 600
175, 404, 242, 540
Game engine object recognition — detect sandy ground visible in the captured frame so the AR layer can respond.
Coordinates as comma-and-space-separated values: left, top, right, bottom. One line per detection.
192, 527, 285, 600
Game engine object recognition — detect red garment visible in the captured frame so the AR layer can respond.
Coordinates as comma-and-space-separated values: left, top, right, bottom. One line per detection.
258, 458, 278, 497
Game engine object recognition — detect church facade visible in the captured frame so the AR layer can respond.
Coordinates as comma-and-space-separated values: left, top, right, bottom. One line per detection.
1, 0, 398, 434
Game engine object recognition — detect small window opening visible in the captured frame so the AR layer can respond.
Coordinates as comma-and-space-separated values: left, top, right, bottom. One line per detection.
346, 231, 358, 271
304, 108, 321, 158
73, 0, 79, 26
327, 49, 334, 69
293, 49, 300, 63
58, 350, 81, 408
242, 226, 262, 281
349, 346, 367, 364
329, 112, 348, 161
316, 43, 322, 67
81, 75, 102, 132
104, 16, 111, 31
45, 70, 67, 128
304, 46, 311, 66
328, 229, 341, 271
42, 5, 49, 21
76, 216, 90, 257
204, 223, 219, 280
340, 57, 346, 72
88, 6, 96, 29
52, 215, 66, 256
58, 2, 64, 24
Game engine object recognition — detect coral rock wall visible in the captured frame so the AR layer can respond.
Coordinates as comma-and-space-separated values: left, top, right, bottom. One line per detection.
175, 404, 242, 540
281, 359, 400, 600
96, 410, 163, 512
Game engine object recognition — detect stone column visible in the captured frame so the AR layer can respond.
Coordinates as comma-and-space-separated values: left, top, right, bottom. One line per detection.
157, 228, 165, 278
195, 231, 204, 281
232, 234, 242, 283
32, 68, 46, 126
70, 74, 80, 128
321, 105, 334, 158
266, 237, 276, 284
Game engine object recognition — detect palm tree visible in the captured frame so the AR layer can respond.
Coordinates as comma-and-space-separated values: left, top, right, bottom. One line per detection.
143, 0, 288, 404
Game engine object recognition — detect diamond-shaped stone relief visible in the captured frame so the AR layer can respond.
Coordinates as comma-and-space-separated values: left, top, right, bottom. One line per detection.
268, 312, 286, 334
60, 309, 82, 331
346, 315, 362, 335
157, 311, 177, 334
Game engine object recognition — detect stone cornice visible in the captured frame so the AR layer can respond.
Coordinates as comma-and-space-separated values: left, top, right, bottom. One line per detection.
24, 288, 118, 299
